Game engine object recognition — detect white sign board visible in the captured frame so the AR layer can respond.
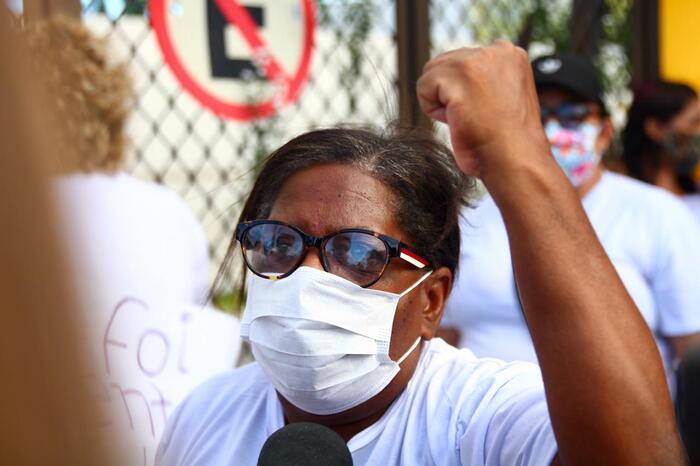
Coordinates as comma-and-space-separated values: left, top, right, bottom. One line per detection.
86, 297, 241, 466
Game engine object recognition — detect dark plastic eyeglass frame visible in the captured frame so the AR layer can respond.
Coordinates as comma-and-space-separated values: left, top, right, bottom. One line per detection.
235, 219, 431, 287
540, 102, 596, 129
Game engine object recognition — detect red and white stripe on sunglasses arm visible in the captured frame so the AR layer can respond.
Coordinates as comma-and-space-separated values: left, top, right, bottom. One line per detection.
399, 248, 429, 269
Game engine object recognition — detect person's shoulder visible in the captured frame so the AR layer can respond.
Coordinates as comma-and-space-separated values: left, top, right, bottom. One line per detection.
115, 172, 205, 228
601, 172, 683, 206
171, 362, 269, 424
459, 191, 501, 229
420, 339, 544, 408
463, 191, 497, 213
57, 171, 183, 204
600, 172, 697, 220
684, 193, 700, 206
424, 338, 543, 380
683, 194, 700, 220
185, 361, 267, 401
114, 172, 188, 204
413, 340, 552, 463
54, 171, 113, 192
158, 363, 273, 464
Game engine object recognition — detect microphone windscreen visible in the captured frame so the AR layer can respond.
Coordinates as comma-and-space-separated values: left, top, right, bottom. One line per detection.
257, 422, 353, 466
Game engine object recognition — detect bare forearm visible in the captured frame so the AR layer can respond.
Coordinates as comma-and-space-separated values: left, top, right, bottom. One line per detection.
416, 42, 686, 465
486, 149, 684, 465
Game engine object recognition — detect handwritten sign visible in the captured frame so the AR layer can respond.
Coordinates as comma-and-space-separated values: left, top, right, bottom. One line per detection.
86, 297, 241, 466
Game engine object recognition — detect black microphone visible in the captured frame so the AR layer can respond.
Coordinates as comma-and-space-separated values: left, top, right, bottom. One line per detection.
257, 422, 353, 466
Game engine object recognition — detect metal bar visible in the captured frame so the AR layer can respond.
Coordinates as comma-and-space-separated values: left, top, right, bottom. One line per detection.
568, 0, 607, 58
396, 0, 432, 130
631, 0, 659, 85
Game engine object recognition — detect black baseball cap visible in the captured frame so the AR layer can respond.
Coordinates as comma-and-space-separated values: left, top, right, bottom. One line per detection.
531, 53, 607, 114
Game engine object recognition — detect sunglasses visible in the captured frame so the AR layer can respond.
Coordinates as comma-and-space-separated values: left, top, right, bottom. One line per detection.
235, 220, 430, 287
540, 102, 594, 129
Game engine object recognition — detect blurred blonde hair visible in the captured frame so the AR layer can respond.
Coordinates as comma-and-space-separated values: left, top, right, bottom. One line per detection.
25, 15, 132, 173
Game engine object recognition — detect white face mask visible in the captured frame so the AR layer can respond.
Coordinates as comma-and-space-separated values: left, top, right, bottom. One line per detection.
240, 266, 430, 415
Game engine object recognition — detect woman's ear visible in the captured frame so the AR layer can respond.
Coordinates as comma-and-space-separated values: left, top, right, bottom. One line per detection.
644, 117, 668, 143
419, 267, 452, 340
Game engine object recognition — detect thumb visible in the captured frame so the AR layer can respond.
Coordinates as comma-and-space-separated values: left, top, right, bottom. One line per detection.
428, 107, 448, 124
447, 119, 480, 176
446, 106, 481, 176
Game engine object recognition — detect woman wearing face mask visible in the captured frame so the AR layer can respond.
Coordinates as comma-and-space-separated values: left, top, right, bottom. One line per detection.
622, 81, 700, 221
157, 44, 685, 465
439, 54, 700, 394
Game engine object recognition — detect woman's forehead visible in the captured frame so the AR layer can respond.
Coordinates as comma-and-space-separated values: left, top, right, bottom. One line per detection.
268, 164, 403, 238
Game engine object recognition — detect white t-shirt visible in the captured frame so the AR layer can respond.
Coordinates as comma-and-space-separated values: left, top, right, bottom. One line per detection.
684, 193, 700, 223
443, 172, 700, 383
55, 172, 210, 305
156, 338, 556, 466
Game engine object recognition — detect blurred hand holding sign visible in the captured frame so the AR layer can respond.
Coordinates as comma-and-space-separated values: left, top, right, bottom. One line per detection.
87, 297, 240, 466
149, 0, 316, 120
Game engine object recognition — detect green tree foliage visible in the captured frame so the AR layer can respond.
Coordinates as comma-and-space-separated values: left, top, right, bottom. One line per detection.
468, 0, 634, 156
318, 0, 375, 115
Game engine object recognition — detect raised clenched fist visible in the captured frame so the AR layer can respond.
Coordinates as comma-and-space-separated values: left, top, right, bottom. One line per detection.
417, 41, 552, 181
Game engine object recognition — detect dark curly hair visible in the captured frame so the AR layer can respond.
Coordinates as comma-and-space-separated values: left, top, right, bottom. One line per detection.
215, 126, 474, 296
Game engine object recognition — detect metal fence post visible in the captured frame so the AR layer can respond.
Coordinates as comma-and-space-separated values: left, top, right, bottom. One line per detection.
631, 0, 659, 86
569, 0, 607, 58
396, 0, 432, 130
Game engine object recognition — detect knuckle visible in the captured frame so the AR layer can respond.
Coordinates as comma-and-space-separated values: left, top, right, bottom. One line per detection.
514, 46, 529, 62
474, 46, 488, 60
456, 57, 474, 78
422, 56, 439, 73
494, 39, 514, 48
416, 74, 435, 96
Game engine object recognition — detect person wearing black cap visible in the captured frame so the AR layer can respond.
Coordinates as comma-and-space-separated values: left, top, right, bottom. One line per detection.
440, 53, 700, 394
531, 54, 611, 192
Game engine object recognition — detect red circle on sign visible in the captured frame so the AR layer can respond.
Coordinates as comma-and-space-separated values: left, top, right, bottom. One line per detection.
149, 0, 315, 121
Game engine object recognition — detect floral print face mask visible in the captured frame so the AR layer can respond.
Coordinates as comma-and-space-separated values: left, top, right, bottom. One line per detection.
544, 121, 602, 187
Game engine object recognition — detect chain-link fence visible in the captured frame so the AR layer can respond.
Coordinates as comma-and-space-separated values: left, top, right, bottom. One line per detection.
72, 0, 632, 294
79, 0, 398, 292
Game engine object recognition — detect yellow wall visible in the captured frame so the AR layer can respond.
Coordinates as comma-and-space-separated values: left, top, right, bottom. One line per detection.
660, 0, 700, 93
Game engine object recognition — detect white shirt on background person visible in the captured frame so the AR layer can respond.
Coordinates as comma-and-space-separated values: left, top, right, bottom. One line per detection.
443, 171, 700, 389
683, 193, 700, 223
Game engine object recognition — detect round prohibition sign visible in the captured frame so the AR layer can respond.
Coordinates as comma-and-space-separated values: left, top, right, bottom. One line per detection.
149, 0, 315, 120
